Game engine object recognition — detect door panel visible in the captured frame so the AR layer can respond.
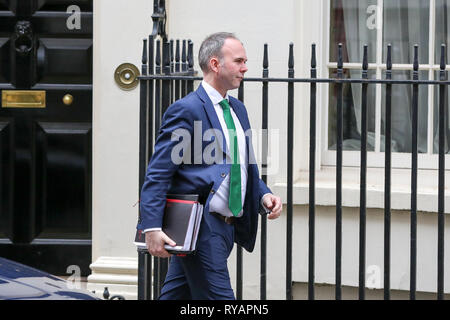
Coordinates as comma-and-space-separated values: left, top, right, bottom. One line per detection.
0, 0, 92, 276
35, 121, 91, 239
36, 0, 92, 12
0, 120, 12, 240
37, 38, 92, 84
0, 1, 14, 13
0, 38, 11, 84
31, 15, 93, 36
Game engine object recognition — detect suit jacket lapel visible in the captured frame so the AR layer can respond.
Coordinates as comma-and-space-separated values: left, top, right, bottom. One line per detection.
229, 98, 253, 166
228, 98, 250, 133
196, 84, 230, 158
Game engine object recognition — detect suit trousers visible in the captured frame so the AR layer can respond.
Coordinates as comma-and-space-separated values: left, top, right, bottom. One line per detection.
158, 212, 236, 300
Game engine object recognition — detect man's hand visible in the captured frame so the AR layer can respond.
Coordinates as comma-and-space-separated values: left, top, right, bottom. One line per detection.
262, 194, 282, 220
145, 230, 176, 258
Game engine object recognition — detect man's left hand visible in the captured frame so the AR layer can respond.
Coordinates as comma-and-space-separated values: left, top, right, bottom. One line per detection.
262, 194, 282, 220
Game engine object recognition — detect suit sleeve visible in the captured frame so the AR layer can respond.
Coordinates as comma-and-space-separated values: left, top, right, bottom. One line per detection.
259, 179, 272, 200
138, 101, 193, 230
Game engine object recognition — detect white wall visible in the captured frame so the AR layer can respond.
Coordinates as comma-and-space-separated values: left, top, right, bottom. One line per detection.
92, 0, 151, 261
89, 0, 153, 299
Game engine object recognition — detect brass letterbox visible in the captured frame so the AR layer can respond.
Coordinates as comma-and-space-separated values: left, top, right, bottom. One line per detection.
2, 90, 46, 108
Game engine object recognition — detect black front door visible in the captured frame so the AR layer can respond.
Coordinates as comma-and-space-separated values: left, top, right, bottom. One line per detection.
0, 0, 93, 276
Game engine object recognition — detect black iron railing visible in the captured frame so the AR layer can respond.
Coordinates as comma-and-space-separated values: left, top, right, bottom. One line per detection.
136, 32, 448, 300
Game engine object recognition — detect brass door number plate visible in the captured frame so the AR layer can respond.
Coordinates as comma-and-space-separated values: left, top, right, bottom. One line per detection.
2, 90, 46, 108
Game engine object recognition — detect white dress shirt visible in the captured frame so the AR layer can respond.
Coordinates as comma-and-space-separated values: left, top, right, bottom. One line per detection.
202, 80, 248, 218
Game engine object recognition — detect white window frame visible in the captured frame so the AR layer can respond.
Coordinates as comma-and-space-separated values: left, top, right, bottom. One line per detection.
321, 0, 450, 170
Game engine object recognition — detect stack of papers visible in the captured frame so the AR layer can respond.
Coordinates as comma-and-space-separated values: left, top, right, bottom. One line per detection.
134, 194, 203, 255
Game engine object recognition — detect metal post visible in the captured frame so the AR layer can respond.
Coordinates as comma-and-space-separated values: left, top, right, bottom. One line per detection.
181, 40, 187, 97
308, 43, 317, 301
286, 43, 294, 301
359, 44, 368, 300
148, 35, 155, 159
384, 44, 392, 301
175, 39, 181, 101
335, 43, 343, 300
137, 38, 151, 301
153, 39, 162, 299
410, 45, 419, 300
187, 40, 194, 93
236, 82, 245, 301
260, 43, 269, 301
437, 44, 446, 301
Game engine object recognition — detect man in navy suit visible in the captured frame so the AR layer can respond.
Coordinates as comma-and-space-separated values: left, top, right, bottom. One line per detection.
139, 32, 282, 300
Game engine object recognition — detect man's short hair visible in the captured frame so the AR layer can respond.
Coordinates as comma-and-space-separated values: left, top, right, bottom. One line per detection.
198, 32, 239, 73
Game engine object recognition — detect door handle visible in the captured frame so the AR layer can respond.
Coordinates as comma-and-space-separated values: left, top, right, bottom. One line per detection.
62, 94, 74, 106
37, 42, 46, 76
14, 21, 33, 56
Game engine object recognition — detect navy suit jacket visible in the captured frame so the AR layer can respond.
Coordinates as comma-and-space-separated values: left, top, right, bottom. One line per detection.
138, 84, 271, 252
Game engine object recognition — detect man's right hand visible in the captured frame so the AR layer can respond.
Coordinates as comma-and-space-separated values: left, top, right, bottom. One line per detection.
145, 230, 176, 258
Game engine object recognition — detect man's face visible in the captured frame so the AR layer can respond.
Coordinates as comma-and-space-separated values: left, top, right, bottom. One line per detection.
216, 38, 248, 91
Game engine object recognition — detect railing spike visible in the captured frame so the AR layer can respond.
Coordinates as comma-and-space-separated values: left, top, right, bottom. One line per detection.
182, 39, 187, 64
362, 44, 368, 71
155, 39, 161, 67
142, 38, 148, 65
263, 43, 269, 69
311, 43, 316, 69
288, 43, 294, 69
163, 40, 170, 72
337, 43, 343, 70
175, 39, 180, 63
170, 39, 174, 62
188, 40, 194, 70
413, 44, 419, 71
148, 35, 154, 74
387, 44, 392, 71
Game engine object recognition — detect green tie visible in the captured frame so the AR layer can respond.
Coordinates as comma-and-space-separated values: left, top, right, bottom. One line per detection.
219, 99, 242, 216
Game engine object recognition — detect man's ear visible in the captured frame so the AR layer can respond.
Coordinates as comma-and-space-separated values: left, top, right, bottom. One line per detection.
209, 57, 220, 73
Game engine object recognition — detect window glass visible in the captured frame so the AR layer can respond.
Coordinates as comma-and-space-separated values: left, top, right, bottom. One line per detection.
433, 71, 450, 154
328, 68, 377, 151
328, 0, 432, 154
435, 0, 450, 64
382, 0, 429, 64
330, 0, 377, 63
380, 70, 429, 153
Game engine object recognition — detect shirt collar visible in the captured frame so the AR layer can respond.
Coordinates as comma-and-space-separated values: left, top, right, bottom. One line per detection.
202, 80, 229, 105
